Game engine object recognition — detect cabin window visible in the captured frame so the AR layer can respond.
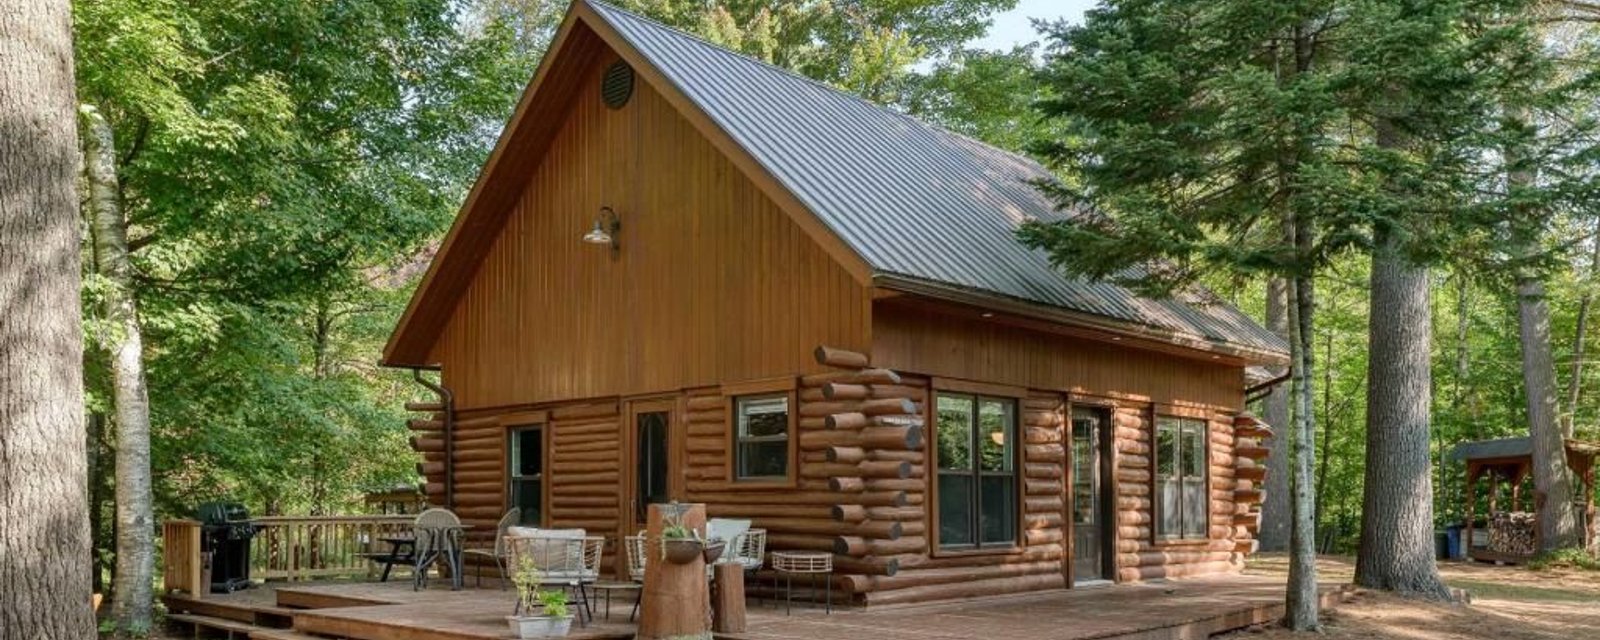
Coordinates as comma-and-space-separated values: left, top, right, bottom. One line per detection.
1155, 417, 1208, 540
507, 426, 543, 526
935, 393, 1018, 549
734, 395, 790, 481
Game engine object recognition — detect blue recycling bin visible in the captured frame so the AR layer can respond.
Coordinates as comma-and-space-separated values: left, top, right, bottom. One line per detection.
1444, 524, 1464, 559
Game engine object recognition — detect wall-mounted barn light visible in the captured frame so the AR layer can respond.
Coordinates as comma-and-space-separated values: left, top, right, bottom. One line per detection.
583, 206, 621, 254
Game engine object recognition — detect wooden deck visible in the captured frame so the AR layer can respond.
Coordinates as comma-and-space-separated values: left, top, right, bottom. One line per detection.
729, 575, 1350, 640
162, 574, 1345, 640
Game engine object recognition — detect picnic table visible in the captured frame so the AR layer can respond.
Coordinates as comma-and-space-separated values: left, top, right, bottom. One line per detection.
373, 524, 472, 590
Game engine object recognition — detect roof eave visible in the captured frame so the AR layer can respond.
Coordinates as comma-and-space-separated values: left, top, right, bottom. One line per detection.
874, 273, 1292, 367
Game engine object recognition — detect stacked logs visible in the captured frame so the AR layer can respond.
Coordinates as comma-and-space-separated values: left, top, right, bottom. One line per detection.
682, 346, 924, 604
547, 402, 622, 535
1109, 410, 1251, 582
1230, 413, 1272, 557
856, 392, 1071, 606
1112, 406, 1157, 582
803, 347, 925, 595
417, 411, 507, 543
407, 401, 449, 516
1021, 392, 1067, 550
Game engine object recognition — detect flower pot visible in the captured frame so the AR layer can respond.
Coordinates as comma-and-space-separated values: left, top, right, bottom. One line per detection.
701, 540, 727, 564
506, 615, 572, 638
662, 538, 703, 565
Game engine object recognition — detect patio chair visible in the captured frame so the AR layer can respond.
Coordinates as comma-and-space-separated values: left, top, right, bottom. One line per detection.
461, 507, 520, 588
705, 518, 751, 564
507, 529, 602, 626
625, 534, 647, 621
412, 508, 463, 591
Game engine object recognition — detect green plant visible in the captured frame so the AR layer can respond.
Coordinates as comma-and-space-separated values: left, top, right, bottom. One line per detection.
1527, 548, 1600, 571
510, 555, 544, 615
538, 589, 570, 619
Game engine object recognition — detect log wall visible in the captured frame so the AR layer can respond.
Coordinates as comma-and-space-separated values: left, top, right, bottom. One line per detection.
402, 343, 1267, 604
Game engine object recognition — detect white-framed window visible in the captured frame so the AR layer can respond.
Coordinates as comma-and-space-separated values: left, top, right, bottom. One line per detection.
1155, 417, 1208, 540
734, 394, 790, 480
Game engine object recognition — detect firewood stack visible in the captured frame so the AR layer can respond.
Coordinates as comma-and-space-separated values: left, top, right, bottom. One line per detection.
1489, 511, 1536, 556
1230, 413, 1272, 555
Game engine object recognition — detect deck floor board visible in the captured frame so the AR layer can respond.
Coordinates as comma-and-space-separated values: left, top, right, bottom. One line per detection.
167, 573, 1341, 640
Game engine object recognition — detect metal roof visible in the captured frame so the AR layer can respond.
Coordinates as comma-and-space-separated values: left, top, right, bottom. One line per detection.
1450, 437, 1533, 463
586, 0, 1288, 358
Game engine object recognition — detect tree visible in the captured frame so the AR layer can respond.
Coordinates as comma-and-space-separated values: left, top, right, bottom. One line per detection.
1026, 1, 1344, 628
616, 0, 1018, 104
1258, 279, 1292, 552
0, 0, 95, 638
903, 45, 1057, 153
82, 104, 155, 635
1494, 5, 1600, 553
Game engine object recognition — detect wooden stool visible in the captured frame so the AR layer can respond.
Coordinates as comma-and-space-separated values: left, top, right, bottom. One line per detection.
770, 551, 832, 615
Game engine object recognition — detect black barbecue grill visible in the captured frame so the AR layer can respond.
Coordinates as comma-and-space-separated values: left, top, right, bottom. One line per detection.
196, 501, 256, 593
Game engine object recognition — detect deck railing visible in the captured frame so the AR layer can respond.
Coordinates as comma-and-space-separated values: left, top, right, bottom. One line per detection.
161, 519, 204, 596
251, 515, 415, 581
161, 514, 417, 593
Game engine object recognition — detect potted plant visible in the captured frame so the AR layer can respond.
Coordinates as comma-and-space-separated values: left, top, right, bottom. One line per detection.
507, 556, 552, 639
536, 589, 573, 637
659, 502, 705, 565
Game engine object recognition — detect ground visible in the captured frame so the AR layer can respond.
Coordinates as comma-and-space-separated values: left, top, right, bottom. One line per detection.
1235, 554, 1600, 640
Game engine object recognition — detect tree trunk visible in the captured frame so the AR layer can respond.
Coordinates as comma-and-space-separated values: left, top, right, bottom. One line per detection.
1259, 278, 1292, 552
1284, 268, 1320, 630
1516, 274, 1583, 550
0, 0, 96, 636
1565, 220, 1600, 428
1354, 225, 1452, 599
83, 105, 155, 634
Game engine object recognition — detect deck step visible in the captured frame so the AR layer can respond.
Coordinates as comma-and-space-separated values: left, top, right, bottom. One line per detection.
164, 594, 297, 628
169, 613, 265, 638
248, 629, 334, 640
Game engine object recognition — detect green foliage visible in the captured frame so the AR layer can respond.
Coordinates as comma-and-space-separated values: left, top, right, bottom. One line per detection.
538, 589, 571, 618
1526, 547, 1600, 571
614, 0, 1018, 104
73, 0, 542, 522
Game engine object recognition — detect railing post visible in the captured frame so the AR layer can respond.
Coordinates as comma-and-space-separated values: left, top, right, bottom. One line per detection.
161, 519, 203, 598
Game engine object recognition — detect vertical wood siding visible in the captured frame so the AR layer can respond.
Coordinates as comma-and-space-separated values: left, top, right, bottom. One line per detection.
871, 303, 1243, 410
429, 49, 870, 411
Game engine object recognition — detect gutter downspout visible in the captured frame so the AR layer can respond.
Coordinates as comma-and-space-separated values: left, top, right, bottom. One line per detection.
1245, 372, 1291, 405
411, 367, 455, 509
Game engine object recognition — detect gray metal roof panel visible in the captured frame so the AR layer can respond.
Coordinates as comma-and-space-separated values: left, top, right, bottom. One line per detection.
586, 0, 1288, 356
1449, 437, 1533, 463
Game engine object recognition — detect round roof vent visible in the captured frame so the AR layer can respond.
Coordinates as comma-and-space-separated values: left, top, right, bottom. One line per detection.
601, 62, 634, 109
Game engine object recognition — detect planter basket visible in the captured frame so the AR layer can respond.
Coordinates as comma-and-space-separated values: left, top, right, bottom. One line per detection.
662, 538, 703, 565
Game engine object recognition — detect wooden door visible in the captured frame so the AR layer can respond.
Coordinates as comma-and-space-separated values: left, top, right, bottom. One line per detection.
625, 400, 675, 537
1071, 406, 1113, 584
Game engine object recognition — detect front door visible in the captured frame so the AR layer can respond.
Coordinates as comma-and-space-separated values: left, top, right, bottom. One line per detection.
1071, 406, 1114, 584
627, 400, 674, 536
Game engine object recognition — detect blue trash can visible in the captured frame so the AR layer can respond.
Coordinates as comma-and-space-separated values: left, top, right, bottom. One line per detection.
1444, 524, 1463, 559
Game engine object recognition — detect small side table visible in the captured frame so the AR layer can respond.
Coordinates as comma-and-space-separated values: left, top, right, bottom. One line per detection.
770, 551, 832, 615
589, 580, 643, 621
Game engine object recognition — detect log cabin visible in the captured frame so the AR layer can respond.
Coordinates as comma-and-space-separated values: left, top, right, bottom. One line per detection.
381, 0, 1290, 606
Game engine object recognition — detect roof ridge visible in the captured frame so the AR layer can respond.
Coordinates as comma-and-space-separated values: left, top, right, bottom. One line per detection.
582, 0, 1055, 178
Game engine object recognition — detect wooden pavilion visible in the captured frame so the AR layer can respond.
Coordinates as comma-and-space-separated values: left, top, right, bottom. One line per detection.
1453, 436, 1600, 563
380, 0, 1290, 607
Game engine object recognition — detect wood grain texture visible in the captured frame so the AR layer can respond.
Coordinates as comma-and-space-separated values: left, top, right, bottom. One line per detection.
428, 48, 870, 411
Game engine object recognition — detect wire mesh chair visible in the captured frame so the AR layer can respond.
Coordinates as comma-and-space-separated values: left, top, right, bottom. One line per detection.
461, 508, 520, 588
411, 508, 463, 591
507, 530, 603, 626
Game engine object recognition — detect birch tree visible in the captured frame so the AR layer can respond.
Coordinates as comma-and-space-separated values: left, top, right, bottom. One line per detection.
81, 104, 155, 636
